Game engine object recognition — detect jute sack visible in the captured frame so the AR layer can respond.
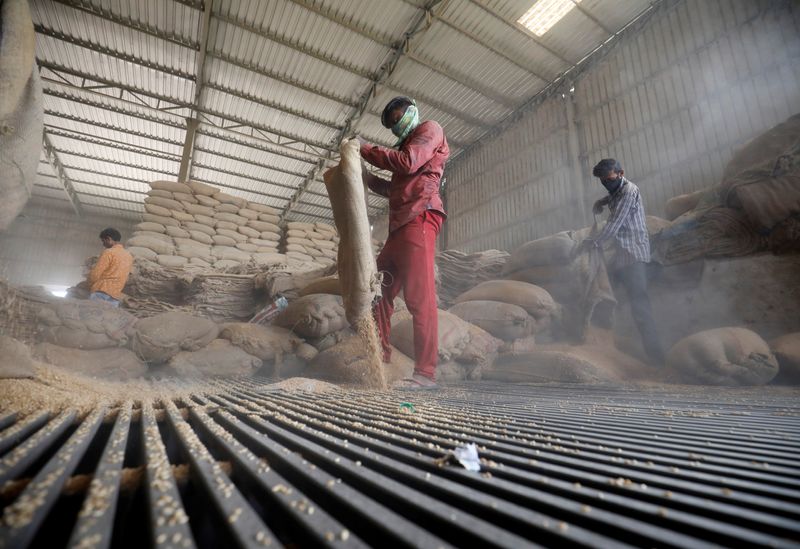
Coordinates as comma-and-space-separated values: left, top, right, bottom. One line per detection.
214, 260, 241, 269
196, 195, 220, 207
286, 243, 308, 254
305, 231, 328, 241
448, 300, 532, 342
666, 327, 779, 386
150, 180, 192, 194
0, 335, 34, 379
665, 189, 706, 221
127, 235, 175, 255
236, 242, 259, 252
247, 220, 280, 233
258, 232, 281, 242
391, 310, 471, 363
135, 222, 166, 233
250, 238, 279, 247
183, 203, 216, 217
257, 246, 280, 254
315, 222, 336, 233
212, 246, 251, 262
216, 228, 247, 242
323, 138, 380, 325
239, 208, 259, 220
220, 323, 317, 378
299, 276, 341, 296
168, 339, 262, 377
143, 213, 180, 227
252, 253, 287, 267
258, 213, 281, 224
770, 333, 800, 384
287, 251, 314, 262
39, 326, 120, 350
275, 294, 348, 338
34, 343, 147, 380
188, 230, 213, 245
313, 239, 336, 250
248, 203, 279, 215
173, 192, 197, 204
306, 248, 325, 258
174, 239, 212, 260
171, 211, 195, 223
132, 230, 172, 243
37, 299, 138, 349
165, 226, 190, 239
212, 235, 238, 247
185, 221, 216, 236
320, 249, 337, 259
131, 311, 219, 362
187, 180, 219, 196
307, 337, 412, 384
157, 255, 188, 268
0, 0, 35, 118
213, 192, 247, 208
128, 246, 158, 262
288, 221, 315, 231
145, 196, 184, 211
484, 350, 614, 383
193, 214, 216, 227
238, 226, 260, 238
189, 257, 212, 268
287, 229, 307, 238
216, 203, 240, 214
215, 219, 240, 230
144, 203, 172, 218
502, 231, 579, 275
454, 280, 558, 332
148, 189, 173, 199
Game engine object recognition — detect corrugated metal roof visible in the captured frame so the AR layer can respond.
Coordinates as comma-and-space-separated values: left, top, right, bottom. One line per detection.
31, 0, 655, 223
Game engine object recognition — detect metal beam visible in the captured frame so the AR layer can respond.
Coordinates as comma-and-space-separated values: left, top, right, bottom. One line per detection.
31, 193, 141, 215
48, 0, 199, 50
194, 128, 319, 167
287, 0, 518, 111
282, 0, 446, 222
42, 132, 83, 217
43, 111, 184, 147
181, 0, 214, 182
34, 184, 144, 206
34, 24, 196, 81
206, 51, 358, 108
464, 0, 577, 68
37, 172, 147, 196
44, 127, 182, 163
569, 0, 615, 36
53, 149, 178, 176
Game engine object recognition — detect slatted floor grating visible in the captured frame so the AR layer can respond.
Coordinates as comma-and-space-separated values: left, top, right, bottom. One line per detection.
0, 380, 798, 548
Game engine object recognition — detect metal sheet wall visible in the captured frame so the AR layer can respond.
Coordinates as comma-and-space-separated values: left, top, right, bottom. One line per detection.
0, 198, 136, 288
445, 0, 800, 253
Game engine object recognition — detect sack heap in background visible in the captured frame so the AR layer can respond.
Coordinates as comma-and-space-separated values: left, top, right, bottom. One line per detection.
127, 180, 292, 270
435, 249, 510, 308
283, 221, 339, 266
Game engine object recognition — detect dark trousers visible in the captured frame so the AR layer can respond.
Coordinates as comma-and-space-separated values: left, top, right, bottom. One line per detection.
614, 262, 665, 365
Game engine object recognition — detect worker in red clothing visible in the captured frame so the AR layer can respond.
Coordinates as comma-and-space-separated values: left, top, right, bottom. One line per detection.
359, 96, 449, 390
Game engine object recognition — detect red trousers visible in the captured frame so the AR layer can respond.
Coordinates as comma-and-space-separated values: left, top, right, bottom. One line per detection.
374, 211, 443, 379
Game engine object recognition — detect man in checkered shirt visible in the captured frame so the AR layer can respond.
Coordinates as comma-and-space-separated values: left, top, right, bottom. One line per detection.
583, 158, 665, 366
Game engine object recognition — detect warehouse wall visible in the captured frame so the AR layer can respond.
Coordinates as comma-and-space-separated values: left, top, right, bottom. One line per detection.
446, 0, 800, 252
0, 197, 136, 290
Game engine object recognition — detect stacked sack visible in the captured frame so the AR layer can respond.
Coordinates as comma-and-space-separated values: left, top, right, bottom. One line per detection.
283, 221, 339, 266
127, 180, 287, 270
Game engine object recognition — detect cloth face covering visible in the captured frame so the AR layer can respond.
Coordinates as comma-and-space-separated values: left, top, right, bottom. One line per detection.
391, 105, 420, 146
602, 176, 623, 194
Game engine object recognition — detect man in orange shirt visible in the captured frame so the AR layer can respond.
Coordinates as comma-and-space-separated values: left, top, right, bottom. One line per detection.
87, 228, 133, 308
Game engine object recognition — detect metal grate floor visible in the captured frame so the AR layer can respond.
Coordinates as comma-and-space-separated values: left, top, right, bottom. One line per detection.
0, 381, 798, 548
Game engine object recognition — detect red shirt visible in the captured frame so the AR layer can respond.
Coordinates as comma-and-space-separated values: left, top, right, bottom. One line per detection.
361, 121, 449, 233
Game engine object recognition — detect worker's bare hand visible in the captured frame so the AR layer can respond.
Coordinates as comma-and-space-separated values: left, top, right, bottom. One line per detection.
592, 199, 605, 215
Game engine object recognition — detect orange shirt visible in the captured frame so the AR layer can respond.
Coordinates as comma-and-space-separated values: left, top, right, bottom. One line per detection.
88, 244, 133, 299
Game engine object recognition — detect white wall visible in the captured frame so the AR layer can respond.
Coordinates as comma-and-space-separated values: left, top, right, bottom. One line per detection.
0, 197, 136, 289
445, 0, 800, 252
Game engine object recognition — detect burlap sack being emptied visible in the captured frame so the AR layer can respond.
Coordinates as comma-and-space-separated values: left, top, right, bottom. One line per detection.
323, 138, 380, 325
130, 311, 219, 363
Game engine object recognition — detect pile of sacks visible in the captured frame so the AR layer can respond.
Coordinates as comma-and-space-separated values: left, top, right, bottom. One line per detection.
436, 249, 511, 307
127, 180, 287, 270
32, 299, 319, 379
283, 221, 339, 266
655, 112, 800, 262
